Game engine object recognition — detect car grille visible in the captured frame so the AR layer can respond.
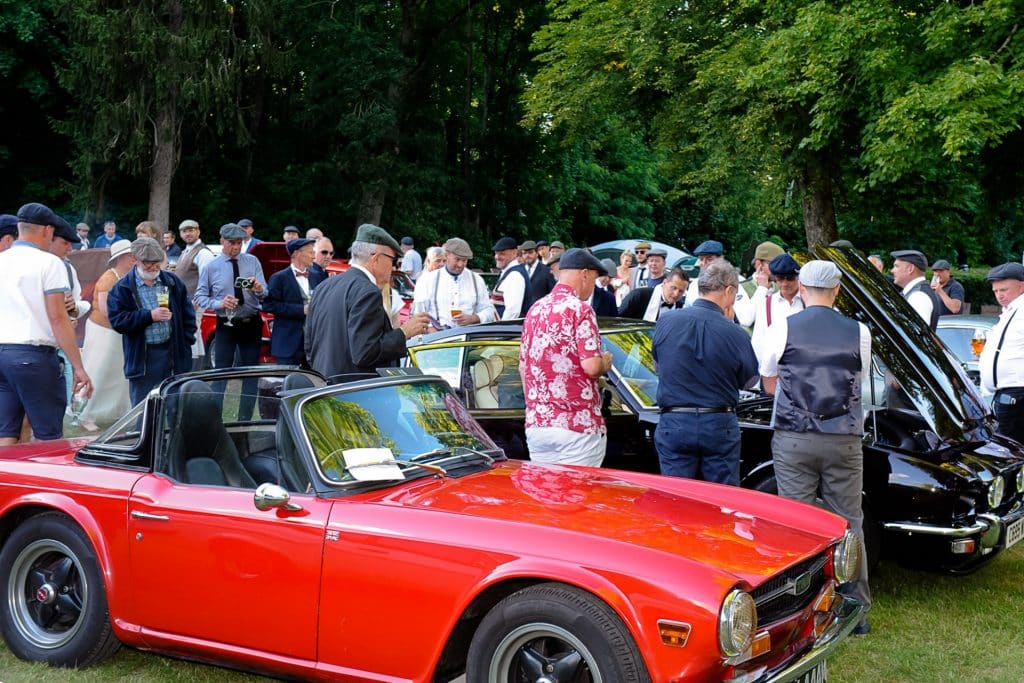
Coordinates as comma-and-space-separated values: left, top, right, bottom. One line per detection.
752, 553, 828, 625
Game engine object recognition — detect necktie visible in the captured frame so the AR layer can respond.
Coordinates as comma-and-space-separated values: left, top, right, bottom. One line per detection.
231, 259, 243, 302
993, 309, 1018, 388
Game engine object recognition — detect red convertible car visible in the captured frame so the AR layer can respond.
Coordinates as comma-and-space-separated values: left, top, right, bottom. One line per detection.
0, 367, 862, 681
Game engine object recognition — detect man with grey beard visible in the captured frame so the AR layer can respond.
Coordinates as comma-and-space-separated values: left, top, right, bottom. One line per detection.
108, 237, 196, 405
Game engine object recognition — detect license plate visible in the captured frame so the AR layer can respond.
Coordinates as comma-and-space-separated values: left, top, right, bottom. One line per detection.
797, 660, 827, 683
1006, 518, 1024, 548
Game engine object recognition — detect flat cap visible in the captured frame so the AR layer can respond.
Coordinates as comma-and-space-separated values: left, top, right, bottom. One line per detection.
600, 258, 617, 277
443, 237, 473, 259
547, 254, 561, 265
987, 262, 1024, 282
931, 259, 951, 271
550, 240, 566, 250
220, 223, 247, 240
830, 239, 855, 249
238, 218, 253, 228
52, 216, 80, 244
693, 239, 724, 256
17, 202, 62, 229
131, 236, 164, 262
178, 219, 199, 230
799, 260, 842, 288
646, 247, 668, 258
355, 223, 402, 254
769, 253, 800, 276
753, 241, 785, 263
493, 236, 518, 252
890, 249, 927, 272
560, 248, 604, 272
286, 237, 316, 256
107, 239, 133, 263
535, 239, 549, 247
634, 241, 652, 251
519, 239, 538, 251
283, 225, 299, 234
400, 236, 414, 246
1, 214, 19, 238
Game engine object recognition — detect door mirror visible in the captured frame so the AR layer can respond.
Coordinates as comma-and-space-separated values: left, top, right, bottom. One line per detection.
254, 482, 302, 512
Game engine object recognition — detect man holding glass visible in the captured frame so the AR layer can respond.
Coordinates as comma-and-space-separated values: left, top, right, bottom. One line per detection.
108, 237, 196, 405
412, 237, 495, 329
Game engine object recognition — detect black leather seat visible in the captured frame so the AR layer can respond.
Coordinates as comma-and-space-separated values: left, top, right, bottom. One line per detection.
165, 380, 257, 488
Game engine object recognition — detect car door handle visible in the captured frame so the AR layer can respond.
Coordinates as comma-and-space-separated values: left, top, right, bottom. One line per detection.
131, 511, 170, 521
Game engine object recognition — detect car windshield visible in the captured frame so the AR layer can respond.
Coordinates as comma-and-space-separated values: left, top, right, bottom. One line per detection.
300, 379, 501, 483
603, 328, 659, 409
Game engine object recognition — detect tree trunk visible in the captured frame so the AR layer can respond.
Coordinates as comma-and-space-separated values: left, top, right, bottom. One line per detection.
148, 106, 176, 232
798, 154, 838, 247
356, 180, 386, 229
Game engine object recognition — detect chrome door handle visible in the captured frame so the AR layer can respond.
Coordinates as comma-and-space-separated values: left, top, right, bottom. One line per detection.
131, 511, 170, 521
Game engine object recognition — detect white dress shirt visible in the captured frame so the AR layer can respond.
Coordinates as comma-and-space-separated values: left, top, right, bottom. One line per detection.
901, 276, 934, 324
413, 267, 495, 327
981, 295, 1024, 393
683, 277, 755, 326
750, 288, 804, 364
495, 260, 527, 320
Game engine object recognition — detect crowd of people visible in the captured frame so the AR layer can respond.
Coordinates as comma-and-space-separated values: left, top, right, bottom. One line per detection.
7, 202, 1024, 636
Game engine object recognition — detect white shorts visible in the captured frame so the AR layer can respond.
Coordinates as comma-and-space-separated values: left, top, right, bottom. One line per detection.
526, 427, 607, 467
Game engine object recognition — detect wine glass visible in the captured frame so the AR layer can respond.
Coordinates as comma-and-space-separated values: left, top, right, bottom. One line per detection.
970, 328, 988, 358
224, 298, 236, 327
69, 390, 87, 428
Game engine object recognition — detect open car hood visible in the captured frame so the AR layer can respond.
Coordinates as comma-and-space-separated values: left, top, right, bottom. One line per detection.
804, 246, 992, 443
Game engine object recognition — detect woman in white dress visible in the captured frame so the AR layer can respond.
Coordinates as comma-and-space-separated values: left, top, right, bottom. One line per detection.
78, 240, 135, 431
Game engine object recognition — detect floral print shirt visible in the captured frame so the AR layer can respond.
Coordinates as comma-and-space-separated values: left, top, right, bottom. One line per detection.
520, 283, 605, 434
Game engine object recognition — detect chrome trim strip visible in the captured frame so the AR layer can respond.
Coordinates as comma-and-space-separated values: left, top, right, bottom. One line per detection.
754, 596, 863, 683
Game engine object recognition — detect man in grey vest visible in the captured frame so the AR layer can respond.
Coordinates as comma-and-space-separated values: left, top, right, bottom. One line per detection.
175, 219, 215, 368
890, 249, 939, 330
759, 260, 872, 635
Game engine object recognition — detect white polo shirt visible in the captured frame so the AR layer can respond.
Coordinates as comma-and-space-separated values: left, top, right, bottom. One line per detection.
0, 241, 71, 347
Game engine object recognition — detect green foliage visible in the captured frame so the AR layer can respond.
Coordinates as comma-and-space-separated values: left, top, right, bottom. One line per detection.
949, 267, 999, 310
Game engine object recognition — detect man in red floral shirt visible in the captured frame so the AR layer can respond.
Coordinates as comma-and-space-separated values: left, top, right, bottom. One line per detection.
520, 248, 613, 466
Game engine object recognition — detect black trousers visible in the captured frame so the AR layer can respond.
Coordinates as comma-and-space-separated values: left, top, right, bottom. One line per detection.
995, 388, 1024, 445
213, 316, 261, 420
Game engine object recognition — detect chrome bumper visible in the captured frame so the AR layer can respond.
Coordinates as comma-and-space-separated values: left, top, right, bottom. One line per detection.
761, 595, 863, 683
884, 504, 1024, 549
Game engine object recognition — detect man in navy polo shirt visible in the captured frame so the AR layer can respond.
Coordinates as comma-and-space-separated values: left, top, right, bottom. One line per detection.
0, 203, 93, 443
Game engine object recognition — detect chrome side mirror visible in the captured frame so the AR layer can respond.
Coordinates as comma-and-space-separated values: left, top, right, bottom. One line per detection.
254, 482, 302, 512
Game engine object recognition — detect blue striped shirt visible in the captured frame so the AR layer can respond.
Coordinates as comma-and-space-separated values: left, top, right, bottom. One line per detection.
193, 253, 267, 318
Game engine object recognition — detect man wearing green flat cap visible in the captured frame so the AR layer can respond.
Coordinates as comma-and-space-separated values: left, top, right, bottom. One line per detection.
305, 223, 431, 378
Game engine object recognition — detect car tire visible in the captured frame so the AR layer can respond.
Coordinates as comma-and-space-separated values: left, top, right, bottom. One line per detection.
466, 582, 651, 683
752, 471, 881, 572
0, 512, 120, 667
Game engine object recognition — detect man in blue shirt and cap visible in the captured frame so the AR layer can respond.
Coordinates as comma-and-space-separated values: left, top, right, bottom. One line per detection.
684, 239, 755, 326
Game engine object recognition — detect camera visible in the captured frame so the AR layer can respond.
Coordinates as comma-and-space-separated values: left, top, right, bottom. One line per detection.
234, 276, 256, 289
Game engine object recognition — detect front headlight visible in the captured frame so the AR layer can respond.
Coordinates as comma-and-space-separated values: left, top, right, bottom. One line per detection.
1015, 468, 1024, 494
988, 476, 1005, 509
833, 529, 862, 584
718, 589, 756, 657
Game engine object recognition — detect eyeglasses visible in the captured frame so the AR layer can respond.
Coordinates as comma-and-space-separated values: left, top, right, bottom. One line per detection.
319, 250, 334, 256
372, 251, 402, 267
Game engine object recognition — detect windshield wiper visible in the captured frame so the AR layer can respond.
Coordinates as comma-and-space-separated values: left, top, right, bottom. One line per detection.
409, 447, 452, 462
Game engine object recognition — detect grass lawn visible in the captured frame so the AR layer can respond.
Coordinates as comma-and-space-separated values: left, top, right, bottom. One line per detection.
1, 545, 1022, 682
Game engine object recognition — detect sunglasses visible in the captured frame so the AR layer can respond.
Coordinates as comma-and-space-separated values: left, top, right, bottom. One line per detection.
635, 250, 648, 254
319, 250, 334, 256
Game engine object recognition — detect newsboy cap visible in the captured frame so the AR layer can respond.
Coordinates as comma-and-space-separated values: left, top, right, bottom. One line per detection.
17, 202, 62, 229
890, 249, 928, 272
830, 239, 855, 249
443, 237, 473, 259
178, 219, 199, 231
220, 223, 247, 240
238, 218, 253, 228
400, 236, 414, 246
769, 253, 800, 277
52, 216, 80, 244
535, 239, 549, 247
799, 260, 842, 288
646, 247, 668, 258
519, 240, 538, 251
986, 262, 1024, 282
286, 237, 315, 256
0, 214, 18, 238
560, 248, 605, 272
492, 236, 518, 252
600, 258, 617, 278
753, 241, 785, 263
355, 223, 402, 254
283, 225, 299, 234
931, 259, 952, 271
634, 241, 652, 251
693, 240, 724, 256
131, 236, 164, 262
550, 240, 566, 250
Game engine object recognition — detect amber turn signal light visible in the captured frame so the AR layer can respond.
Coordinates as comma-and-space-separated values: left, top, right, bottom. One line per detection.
657, 620, 691, 647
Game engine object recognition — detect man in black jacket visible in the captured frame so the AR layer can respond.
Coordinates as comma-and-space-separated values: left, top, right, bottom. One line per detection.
617, 268, 689, 322
305, 224, 430, 379
519, 240, 555, 302
265, 238, 326, 366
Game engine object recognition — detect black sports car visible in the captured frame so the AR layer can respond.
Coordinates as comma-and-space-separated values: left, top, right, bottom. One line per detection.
407, 246, 1024, 574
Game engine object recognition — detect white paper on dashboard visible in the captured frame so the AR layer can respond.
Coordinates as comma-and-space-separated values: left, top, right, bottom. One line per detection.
343, 447, 405, 481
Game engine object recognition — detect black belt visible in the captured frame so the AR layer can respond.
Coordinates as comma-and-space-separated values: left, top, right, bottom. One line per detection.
662, 405, 734, 414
